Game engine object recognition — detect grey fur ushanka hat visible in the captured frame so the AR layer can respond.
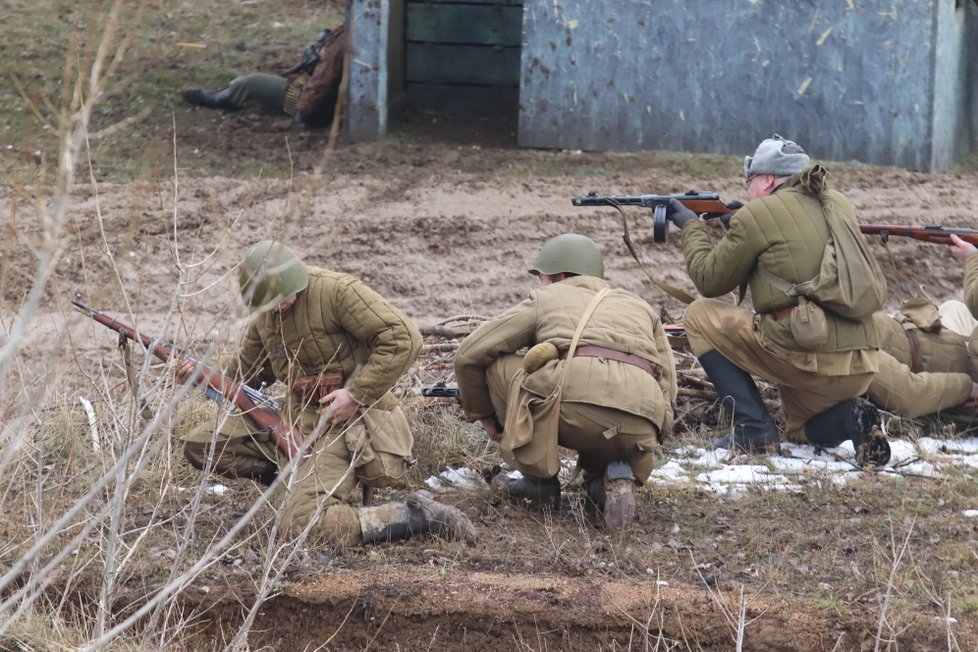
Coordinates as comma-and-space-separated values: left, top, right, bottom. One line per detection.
744, 134, 810, 178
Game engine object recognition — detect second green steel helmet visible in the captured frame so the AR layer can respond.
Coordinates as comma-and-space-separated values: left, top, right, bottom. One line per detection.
238, 240, 309, 312
529, 233, 604, 279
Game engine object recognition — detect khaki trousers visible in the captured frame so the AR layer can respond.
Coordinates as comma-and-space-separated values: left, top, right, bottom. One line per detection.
939, 300, 978, 337
180, 404, 413, 546
867, 351, 973, 418
485, 355, 659, 484
227, 73, 287, 111
684, 299, 874, 443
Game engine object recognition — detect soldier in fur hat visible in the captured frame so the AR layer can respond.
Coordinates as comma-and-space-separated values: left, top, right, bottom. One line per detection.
665, 135, 891, 466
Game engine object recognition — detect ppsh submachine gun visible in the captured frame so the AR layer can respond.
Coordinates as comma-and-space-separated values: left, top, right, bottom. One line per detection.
571, 190, 735, 243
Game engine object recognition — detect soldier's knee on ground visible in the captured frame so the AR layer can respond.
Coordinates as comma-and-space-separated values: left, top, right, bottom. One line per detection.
283, 498, 362, 547
182, 440, 209, 471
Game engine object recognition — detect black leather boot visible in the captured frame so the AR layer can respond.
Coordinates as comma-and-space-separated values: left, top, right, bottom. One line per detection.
181, 85, 239, 110
804, 398, 890, 467
602, 461, 636, 529
358, 491, 475, 544
698, 351, 780, 452
501, 474, 561, 510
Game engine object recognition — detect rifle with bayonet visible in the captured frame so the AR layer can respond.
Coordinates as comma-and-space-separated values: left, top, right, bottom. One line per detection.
72, 298, 304, 459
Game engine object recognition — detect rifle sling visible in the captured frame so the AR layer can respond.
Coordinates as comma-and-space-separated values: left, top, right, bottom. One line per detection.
616, 205, 697, 305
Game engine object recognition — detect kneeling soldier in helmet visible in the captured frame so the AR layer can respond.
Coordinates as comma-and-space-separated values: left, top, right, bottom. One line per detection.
176, 241, 474, 546
454, 234, 677, 529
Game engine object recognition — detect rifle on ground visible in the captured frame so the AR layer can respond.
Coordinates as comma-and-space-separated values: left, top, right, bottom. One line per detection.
571, 190, 736, 243
421, 381, 459, 398
859, 224, 978, 247
72, 298, 304, 459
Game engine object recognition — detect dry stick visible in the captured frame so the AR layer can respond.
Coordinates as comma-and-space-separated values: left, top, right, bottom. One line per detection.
436, 314, 493, 325
314, 598, 361, 651
419, 325, 472, 338
226, 398, 382, 651
362, 594, 402, 651
79, 414, 353, 651
0, 0, 143, 627
689, 549, 767, 650
873, 519, 917, 652
319, 11, 353, 171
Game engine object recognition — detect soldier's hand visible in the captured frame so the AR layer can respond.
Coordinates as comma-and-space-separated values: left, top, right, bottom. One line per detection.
319, 388, 361, 423
665, 198, 698, 228
174, 359, 197, 386
720, 199, 744, 229
962, 383, 978, 409
480, 417, 503, 442
949, 234, 978, 260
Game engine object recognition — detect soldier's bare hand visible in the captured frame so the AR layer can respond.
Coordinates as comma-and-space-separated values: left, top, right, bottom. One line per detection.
963, 383, 978, 409
174, 359, 197, 386
480, 417, 503, 442
319, 388, 360, 423
949, 234, 978, 260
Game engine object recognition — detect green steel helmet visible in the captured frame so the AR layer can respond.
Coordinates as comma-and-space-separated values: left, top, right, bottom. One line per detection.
238, 240, 309, 312
528, 233, 604, 279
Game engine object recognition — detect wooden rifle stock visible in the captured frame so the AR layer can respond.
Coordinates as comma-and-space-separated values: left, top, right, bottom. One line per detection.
72, 298, 303, 459
571, 191, 732, 216
860, 224, 978, 247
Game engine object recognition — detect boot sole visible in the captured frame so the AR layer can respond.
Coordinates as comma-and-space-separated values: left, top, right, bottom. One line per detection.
603, 478, 635, 529
855, 430, 891, 467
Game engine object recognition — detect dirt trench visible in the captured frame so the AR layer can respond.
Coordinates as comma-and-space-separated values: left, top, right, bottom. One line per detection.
178, 567, 965, 651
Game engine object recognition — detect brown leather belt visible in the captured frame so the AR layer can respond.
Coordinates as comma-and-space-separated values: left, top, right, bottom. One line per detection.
292, 371, 344, 403
771, 306, 794, 321
904, 329, 924, 373
560, 345, 661, 380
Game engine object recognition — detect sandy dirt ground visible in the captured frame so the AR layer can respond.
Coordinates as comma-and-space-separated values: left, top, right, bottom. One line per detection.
4, 116, 978, 650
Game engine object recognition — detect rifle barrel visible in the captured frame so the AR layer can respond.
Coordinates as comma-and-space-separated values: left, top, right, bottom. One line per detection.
860, 224, 978, 246
73, 298, 290, 449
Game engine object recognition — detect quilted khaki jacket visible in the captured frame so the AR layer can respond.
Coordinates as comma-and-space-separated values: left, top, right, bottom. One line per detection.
680, 170, 880, 374
225, 268, 422, 412
455, 276, 678, 437
964, 254, 978, 320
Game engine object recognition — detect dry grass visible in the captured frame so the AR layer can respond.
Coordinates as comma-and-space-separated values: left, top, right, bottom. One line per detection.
1, 1, 978, 649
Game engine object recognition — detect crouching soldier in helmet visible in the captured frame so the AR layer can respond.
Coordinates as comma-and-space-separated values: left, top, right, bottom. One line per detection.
175, 241, 474, 546
454, 234, 677, 529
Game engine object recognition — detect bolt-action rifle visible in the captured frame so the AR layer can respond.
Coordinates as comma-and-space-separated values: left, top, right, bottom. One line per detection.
571, 190, 736, 243
858, 224, 978, 247
72, 298, 305, 459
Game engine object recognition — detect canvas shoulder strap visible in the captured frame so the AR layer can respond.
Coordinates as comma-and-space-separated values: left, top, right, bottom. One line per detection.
756, 263, 798, 297
557, 287, 611, 389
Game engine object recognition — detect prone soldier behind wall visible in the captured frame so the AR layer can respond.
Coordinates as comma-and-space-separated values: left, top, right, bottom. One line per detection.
180, 25, 345, 126
175, 240, 474, 547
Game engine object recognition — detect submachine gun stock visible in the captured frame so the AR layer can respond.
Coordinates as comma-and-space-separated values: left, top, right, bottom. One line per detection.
72, 298, 305, 459
571, 191, 733, 243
